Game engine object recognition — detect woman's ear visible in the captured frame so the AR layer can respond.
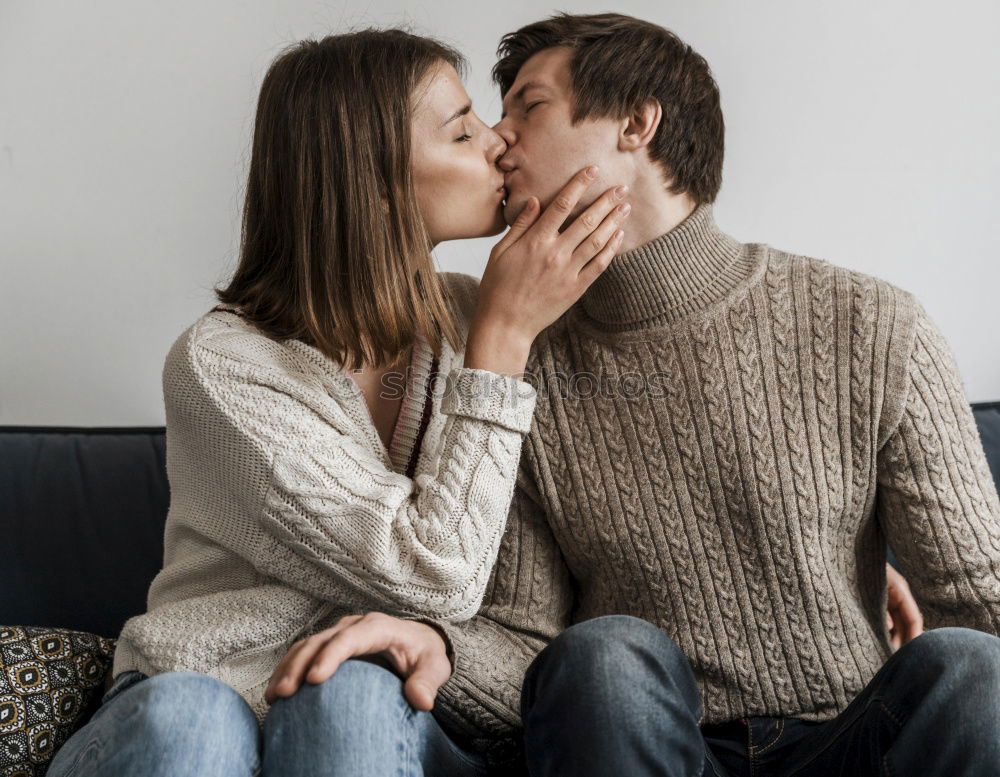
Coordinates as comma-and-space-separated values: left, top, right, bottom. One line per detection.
618, 98, 663, 153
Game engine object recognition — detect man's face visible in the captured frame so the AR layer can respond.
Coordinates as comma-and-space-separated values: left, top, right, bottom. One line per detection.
494, 47, 623, 227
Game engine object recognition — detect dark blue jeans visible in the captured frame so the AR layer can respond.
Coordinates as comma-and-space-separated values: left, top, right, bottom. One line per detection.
520, 615, 1000, 777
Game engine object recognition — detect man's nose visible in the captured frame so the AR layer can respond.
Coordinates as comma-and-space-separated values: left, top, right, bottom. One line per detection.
496, 152, 516, 173
492, 121, 517, 171
492, 118, 516, 149
486, 129, 507, 167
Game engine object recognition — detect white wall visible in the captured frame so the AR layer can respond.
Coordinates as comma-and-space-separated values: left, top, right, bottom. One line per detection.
2, 0, 997, 425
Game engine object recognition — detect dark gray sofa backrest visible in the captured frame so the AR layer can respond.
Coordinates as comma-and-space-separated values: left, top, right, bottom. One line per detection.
0, 427, 168, 638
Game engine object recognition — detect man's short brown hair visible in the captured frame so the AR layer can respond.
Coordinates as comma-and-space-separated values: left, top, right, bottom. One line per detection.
493, 13, 724, 205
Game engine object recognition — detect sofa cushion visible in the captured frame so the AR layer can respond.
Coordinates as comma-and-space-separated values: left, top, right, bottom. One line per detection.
0, 625, 115, 776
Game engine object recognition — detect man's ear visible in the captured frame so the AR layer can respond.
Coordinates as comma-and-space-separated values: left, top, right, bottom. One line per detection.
618, 98, 662, 152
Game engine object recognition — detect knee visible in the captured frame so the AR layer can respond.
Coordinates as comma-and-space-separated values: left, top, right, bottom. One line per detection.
540, 615, 685, 674
266, 659, 407, 730
125, 671, 259, 750
522, 616, 702, 742
902, 627, 1000, 688
527, 615, 691, 702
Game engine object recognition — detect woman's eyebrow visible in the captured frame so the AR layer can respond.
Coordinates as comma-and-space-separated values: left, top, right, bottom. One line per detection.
441, 104, 472, 128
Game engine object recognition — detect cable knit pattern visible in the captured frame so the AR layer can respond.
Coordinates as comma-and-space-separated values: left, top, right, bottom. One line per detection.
110, 271, 537, 724
426, 203, 1000, 768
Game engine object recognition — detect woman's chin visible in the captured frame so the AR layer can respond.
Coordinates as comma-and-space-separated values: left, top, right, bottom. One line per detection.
437, 206, 509, 242
470, 212, 509, 239
486, 209, 508, 236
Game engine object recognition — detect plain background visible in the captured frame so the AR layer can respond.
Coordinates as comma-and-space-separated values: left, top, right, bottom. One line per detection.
1, 0, 997, 425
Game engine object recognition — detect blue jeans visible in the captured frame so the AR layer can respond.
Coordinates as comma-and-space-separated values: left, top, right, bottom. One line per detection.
46, 658, 489, 776
520, 615, 1000, 777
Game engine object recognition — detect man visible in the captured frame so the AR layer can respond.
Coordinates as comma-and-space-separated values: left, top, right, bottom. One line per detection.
269, 13, 1000, 776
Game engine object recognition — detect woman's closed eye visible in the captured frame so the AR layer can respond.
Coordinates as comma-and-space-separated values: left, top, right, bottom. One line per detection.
455, 131, 472, 142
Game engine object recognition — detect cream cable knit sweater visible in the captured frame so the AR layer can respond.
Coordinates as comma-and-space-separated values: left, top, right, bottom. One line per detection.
111, 271, 537, 724
427, 204, 1000, 768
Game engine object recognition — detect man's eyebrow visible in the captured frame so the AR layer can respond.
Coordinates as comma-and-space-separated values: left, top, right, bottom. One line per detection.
441, 104, 472, 128
500, 82, 547, 118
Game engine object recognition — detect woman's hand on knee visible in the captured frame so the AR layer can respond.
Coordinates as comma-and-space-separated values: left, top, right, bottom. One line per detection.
263, 612, 452, 711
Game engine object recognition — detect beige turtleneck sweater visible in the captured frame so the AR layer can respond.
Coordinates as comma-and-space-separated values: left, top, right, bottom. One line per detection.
425, 203, 1000, 767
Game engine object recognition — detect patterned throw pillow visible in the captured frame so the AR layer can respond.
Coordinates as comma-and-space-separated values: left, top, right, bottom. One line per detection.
0, 626, 115, 777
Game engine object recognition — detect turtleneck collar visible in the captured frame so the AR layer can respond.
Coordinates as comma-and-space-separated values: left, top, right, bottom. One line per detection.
578, 202, 758, 331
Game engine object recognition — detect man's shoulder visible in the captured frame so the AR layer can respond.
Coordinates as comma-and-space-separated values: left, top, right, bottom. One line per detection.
765, 246, 919, 315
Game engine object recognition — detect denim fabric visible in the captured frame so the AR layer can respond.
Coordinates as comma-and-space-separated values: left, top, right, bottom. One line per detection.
520, 615, 1000, 777
45, 669, 261, 776
46, 660, 489, 777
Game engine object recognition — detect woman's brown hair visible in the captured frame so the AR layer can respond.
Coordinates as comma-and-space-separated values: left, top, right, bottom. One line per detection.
215, 29, 464, 370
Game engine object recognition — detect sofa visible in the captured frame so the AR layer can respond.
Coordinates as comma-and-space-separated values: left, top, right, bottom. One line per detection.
2, 401, 999, 770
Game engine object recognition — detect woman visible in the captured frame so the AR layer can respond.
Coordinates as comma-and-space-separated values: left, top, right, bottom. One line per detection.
46, 27, 629, 777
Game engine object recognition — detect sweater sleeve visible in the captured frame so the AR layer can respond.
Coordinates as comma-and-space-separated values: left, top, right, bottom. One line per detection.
172, 322, 537, 622
409, 466, 575, 767
875, 299, 1000, 635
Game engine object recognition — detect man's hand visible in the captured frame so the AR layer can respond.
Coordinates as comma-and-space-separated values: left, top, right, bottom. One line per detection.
264, 613, 452, 711
886, 562, 924, 651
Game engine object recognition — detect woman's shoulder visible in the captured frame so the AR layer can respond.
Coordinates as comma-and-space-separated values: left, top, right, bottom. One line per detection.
178, 305, 273, 361
165, 304, 324, 391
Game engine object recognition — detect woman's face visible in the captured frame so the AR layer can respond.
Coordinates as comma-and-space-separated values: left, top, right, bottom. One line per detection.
410, 61, 508, 246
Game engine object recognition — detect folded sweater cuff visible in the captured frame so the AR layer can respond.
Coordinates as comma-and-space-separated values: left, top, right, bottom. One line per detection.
439, 367, 537, 435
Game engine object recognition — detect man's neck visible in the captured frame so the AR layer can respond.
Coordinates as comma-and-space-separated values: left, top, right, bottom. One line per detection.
577, 197, 759, 331
617, 175, 698, 254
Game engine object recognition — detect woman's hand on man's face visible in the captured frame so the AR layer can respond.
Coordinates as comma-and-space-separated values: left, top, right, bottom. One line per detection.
467, 165, 630, 377
264, 612, 452, 711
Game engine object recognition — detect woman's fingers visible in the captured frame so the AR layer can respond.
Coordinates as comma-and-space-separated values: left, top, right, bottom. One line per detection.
530, 165, 600, 235
577, 229, 625, 288
469, 164, 631, 366
570, 198, 629, 266
402, 650, 453, 711
492, 197, 539, 255
264, 639, 312, 702
264, 614, 454, 712
269, 613, 402, 701
264, 615, 362, 703
491, 165, 598, 261
561, 185, 629, 254
304, 615, 391, 683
